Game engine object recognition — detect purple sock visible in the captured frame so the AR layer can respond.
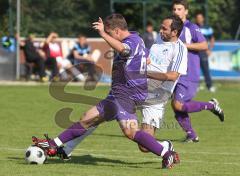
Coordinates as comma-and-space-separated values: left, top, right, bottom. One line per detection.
175, 111, 197, 139
182, 100, 214, 113
133, 130, 163, 156
49, 140, 57, 147
56, 122, 87, 144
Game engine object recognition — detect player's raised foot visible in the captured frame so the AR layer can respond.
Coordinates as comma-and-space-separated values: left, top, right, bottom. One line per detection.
209, 98, 224, 122
32, 134, 57, 157
57, 147, 71, 161
162, 151, 179, 169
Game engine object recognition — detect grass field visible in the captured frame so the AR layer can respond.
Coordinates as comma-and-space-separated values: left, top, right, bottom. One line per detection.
0, 82, 240, 176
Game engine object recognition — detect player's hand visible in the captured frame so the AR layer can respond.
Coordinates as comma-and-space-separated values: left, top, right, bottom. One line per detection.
92, 17, 105, 36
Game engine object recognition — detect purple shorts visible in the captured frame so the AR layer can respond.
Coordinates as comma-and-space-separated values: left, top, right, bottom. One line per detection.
174, 81, 199, 103
96, 94, 137, 121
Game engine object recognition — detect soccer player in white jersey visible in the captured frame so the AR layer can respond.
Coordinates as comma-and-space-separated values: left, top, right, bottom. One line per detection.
138, 15, 188, 152
56, 15, 187, 161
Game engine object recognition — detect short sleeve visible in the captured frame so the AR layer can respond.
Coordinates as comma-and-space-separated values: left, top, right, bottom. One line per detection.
171, 42, 188, 75
122, 39, 135, 58
191, 24, 206, 43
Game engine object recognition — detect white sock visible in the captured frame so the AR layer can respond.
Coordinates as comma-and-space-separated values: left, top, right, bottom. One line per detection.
54, 137, 63, 147
63, 126, 97, 156
158, 141, 171, 157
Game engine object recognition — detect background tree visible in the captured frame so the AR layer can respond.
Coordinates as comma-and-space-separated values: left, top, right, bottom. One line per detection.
0, 0, 10, 37
1, 0, 239, 39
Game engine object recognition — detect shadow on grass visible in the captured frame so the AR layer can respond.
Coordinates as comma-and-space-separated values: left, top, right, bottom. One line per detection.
93, 133, 186, 143
8, 155, 159, 169
57, 154, 159, 169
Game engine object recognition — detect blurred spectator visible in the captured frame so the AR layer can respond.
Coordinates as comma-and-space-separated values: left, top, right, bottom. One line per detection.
142, 21, 157, 49
71, 34, 100, 81
43, 32, 84, 81
21, 34, 48, 82
195, 12, 216, 92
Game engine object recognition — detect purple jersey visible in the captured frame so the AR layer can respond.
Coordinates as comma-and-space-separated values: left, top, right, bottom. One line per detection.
111, 32, 148, 103
179, 20, 206, 82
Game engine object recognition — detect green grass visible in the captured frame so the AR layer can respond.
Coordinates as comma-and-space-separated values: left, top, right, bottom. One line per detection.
0, 83, 240, 176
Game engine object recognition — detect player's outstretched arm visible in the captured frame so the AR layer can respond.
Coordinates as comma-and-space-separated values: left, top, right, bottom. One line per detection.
185, 24, 208, 52
185, 41, 208, 52
147, 71, 180, 81
92, 17, 125, 54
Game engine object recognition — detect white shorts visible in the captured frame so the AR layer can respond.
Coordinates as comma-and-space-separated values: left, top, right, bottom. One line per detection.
140, 102, 167, 129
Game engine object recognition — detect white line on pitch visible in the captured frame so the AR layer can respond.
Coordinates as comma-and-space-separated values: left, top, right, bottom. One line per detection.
0, 147, 239, 157
1, 149, 240, 167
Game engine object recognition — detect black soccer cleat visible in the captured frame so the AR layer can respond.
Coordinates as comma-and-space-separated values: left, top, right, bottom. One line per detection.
164, 140, 180, 164
57, 147, 72, 161
162, 151, 179, 169
209, 98, 224, 122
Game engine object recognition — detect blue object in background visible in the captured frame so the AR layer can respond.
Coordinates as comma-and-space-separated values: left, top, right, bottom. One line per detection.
1, 36, 16, 52
204, 41, 240, 79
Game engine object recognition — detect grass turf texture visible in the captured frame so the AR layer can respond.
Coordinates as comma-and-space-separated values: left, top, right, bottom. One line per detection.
0, 83, 239, 176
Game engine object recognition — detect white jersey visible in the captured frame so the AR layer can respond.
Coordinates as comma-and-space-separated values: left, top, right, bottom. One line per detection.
145, 38, 188, 105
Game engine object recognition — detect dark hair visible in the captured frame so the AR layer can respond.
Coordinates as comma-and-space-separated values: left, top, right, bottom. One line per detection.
163, 15, 183, 37
104, 13, 128, 30
172, 0, 189, 10
146, 21, 153, 27
195, 11, 204, 17
78, 34, 86, 38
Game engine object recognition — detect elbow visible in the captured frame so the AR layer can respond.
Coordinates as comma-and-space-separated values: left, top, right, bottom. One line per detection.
120, 47, 131, 57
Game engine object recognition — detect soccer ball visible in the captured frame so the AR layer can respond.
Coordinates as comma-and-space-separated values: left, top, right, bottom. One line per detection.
25, 146, 47, 164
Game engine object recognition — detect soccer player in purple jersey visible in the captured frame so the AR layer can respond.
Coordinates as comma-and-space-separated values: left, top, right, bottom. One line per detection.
32, 14, 179, 169
171, 0, 224, 142
52, 15, 185, 162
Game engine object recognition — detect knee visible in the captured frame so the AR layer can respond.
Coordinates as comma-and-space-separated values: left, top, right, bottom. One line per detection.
122, 129, 135, 140
79, 112, 92, 129
138, 144, 149, 153
79, 120, 88, 129
171, 100, 183, 112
